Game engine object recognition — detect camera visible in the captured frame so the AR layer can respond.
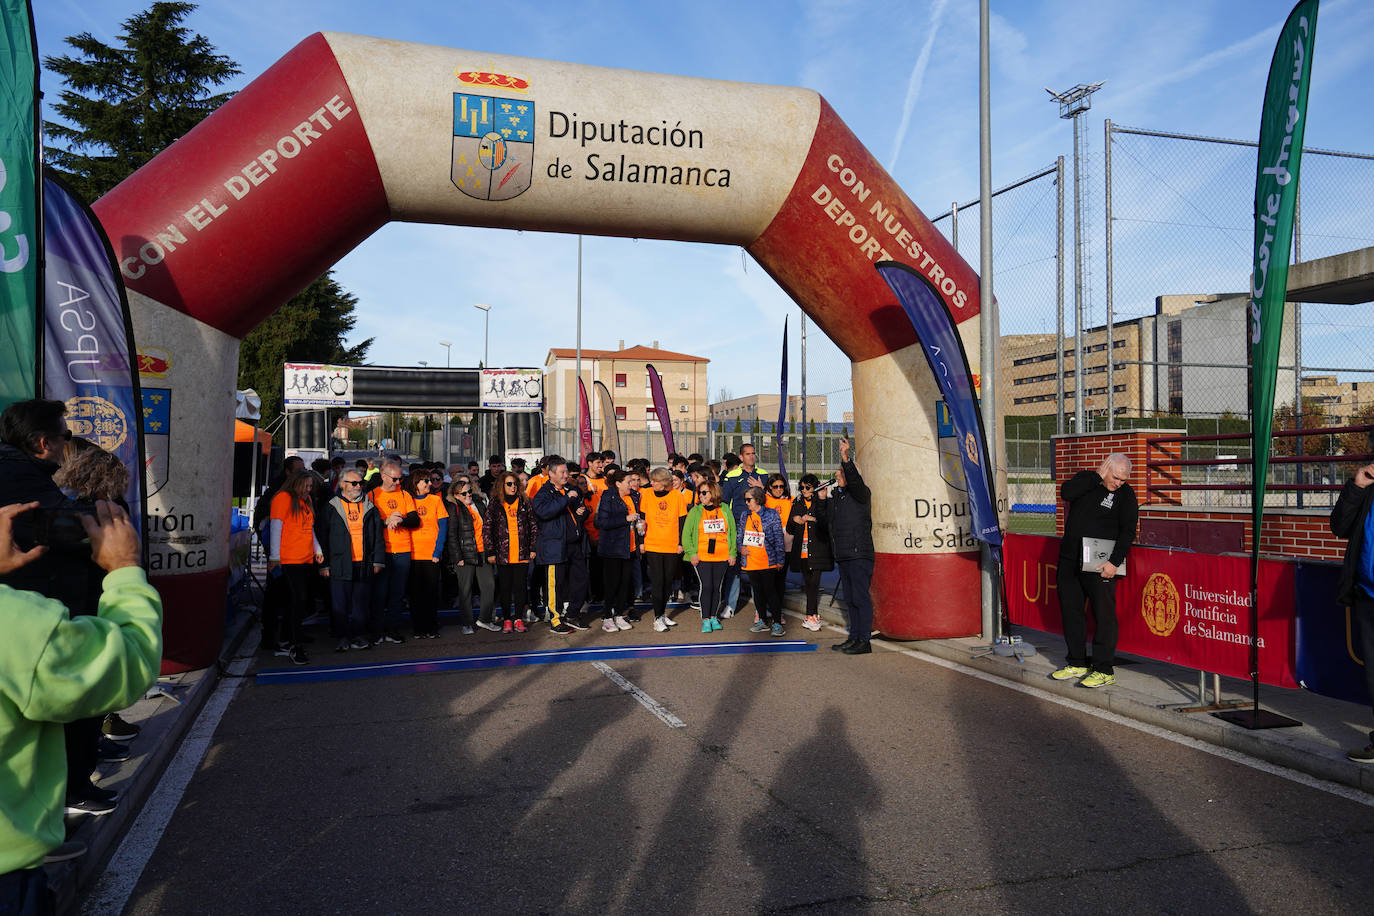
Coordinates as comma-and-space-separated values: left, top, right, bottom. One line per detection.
32, 505, 97, 547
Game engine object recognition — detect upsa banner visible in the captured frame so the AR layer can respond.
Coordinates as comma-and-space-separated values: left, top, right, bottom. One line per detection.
1004, 533, 1297, 688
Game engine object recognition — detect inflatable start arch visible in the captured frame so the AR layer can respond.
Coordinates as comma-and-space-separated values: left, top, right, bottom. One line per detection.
94, 33, 1000, 670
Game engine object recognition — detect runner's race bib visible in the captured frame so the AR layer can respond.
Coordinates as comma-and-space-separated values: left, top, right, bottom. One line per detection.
742, 530, 765, 548
702, 518, 726, 534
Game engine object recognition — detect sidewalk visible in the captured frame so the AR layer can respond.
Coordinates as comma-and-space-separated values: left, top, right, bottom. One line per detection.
784, 589, 1374, 796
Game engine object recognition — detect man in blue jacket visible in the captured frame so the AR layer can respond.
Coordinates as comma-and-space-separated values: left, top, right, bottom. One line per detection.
1331, 451, 1374, 763
532, 456, 589, 635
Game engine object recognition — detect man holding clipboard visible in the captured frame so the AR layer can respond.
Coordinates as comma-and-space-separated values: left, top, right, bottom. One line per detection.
1052, 454, 1139, 688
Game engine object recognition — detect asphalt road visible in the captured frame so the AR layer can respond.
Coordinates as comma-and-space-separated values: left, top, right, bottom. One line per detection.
113, 618, 1374, 915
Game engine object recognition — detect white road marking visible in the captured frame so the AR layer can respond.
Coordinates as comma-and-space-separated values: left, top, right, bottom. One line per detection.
791, 610, 1374, 809
82, 631, 260, 915
592, 661, 686, 728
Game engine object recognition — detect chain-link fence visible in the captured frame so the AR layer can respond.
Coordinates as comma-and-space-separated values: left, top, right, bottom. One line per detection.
545, 420, 711, 466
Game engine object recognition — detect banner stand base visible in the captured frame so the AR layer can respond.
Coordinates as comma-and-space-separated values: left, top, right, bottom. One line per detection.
1213, 709, 1302, 730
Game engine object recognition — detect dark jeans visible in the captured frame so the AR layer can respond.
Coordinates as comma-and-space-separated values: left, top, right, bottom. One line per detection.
329, 567, 369, 639
454, 562, 494, 625
601, 556, 634, 618
408, 559, 441, 636
280, 563, 315, 646
1056, 562, 1121, 674
693, 560, 728, 620
64, 715, 101, 798
496, 563, 528, 621
0, 868, 51, 916
1354, 591, 1374, 744
837, 557, 874, 640
565, 542, 590, 619
370, 551, 411, 638
646, 551, 678, 617
747, 568, 783, 625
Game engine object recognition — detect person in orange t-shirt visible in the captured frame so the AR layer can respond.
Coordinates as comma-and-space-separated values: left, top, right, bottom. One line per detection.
406, 471, 449, 639
484, 471, 537, 632
367, 460, 420, 644
640, 467, 689, 632
268, 470, 323, 663
764, 473, 793, 612
736, 486, 787, 637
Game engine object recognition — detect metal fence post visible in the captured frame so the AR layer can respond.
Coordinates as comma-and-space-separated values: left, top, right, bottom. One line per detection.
1105, 117, 1115, 429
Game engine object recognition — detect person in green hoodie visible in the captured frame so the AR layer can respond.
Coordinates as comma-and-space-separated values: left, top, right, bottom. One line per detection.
0, 499, 162, 913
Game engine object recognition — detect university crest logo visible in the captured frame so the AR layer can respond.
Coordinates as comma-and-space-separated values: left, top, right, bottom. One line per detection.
452, 67, 533, 201
1141, 572, 1180, 637
65, 396, 128, 453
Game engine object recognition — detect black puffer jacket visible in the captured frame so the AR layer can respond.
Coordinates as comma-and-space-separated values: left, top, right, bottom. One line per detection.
1331, 477, 1374, 606
828, 460, 874, 561
786, 495, 834, 572
445, 494, 489, 569
0, 443, 84, 600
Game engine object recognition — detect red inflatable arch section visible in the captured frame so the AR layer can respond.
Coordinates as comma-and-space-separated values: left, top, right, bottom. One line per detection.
94, 33, 992, 670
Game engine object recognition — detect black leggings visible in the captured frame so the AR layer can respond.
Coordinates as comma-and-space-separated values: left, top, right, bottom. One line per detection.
280, 563, 315, 646
601, 555, 634, 618
800, 568, 822, 614
693, 561, 728, 620
408, 559, 441, 635
646, 551, 678, 616
496, 563, 528, 621
747, 568, 783, 625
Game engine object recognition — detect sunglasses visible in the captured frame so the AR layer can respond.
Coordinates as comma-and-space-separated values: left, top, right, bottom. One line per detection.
458, 488, 472, 495
696, 488, 711, 495
769, 484, 785, 490
385, 475, 402, 481
504, 481, 518, 487
342, 479, 362, 486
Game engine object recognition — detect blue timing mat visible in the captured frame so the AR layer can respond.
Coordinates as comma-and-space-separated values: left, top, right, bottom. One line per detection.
257, 640, 817, 685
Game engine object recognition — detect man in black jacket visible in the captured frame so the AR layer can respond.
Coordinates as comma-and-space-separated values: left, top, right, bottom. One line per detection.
1053, 454, 1138, 688
1330, 452, 1374, 763
829, 437, 875, 656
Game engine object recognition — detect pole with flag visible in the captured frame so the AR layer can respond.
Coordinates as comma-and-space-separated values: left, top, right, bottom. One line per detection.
0, 0, 41, 409
646, 364, 675, 458
577, 377, 594, 468
775, 317, 788, 481
1219, 0, 1318, 731
594, 379, 620, 459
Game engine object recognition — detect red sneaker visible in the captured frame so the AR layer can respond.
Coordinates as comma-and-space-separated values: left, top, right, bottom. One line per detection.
502, 620, 513, 634
514, 619, 527, 633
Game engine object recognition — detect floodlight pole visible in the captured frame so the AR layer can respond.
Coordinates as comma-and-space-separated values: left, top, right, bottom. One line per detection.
439, 340, 452, 465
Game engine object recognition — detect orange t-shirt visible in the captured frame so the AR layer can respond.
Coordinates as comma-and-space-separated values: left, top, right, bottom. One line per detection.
693, 505, 730, 562
343, 499, 366, 562
639, 486, 688, 553
370, 488, 416, 554
526, 473, 548, 500
411, 493, 445, 561
766, 494, 792, 529
503, 498, 525, 564
270, 491, 316, 564
465, 501, 485, 554
796, 498, 813, 559
740, 511, 774, 571
586, 477, 608, 542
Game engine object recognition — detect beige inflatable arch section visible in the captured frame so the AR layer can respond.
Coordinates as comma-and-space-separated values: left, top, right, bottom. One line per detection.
94, 33, 999, 670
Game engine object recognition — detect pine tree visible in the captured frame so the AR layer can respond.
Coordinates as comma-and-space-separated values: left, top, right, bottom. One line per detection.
44, 2, 241, 202
237, 273, 374, 423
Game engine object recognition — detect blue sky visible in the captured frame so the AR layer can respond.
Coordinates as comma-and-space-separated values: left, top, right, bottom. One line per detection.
34, 0, 1374, 417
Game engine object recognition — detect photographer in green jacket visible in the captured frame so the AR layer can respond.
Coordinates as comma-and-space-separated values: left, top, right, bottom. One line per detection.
0, 500, 162, 913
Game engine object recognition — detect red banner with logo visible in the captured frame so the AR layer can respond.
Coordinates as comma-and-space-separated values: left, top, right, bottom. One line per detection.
1004, 533, 1297, 688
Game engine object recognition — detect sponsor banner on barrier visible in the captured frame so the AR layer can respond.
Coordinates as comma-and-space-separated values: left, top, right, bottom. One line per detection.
1293, 561, 1367, 705
1005, 533, 1298, 688
283, 362, 352, 407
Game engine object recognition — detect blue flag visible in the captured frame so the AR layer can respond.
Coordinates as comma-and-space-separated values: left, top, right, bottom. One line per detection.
876, 262, 1000, 546
42, 172, 146, 544
775, 316, 788, 481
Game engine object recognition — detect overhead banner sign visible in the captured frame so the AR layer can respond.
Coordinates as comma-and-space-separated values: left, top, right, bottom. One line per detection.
283, 362, 353, 407
481, 368, 542, 410
1004, 534, 1298, 688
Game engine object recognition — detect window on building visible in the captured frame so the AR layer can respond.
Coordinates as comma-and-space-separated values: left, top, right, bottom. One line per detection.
615, 373, 627, 388
615, 406, 627, 420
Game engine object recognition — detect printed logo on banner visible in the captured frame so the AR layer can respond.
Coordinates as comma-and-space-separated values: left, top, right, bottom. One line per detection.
65, 396, 129, 453
1141, 572, 1181, 637
481, 369, 543, 410
142, 388, 171, 497
137, 347, 172, 379
452, 69, 534, 202
934, 401, 967, 493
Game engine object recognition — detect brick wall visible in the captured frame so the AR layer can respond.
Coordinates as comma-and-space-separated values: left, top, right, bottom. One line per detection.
1052, 429, 1346, 563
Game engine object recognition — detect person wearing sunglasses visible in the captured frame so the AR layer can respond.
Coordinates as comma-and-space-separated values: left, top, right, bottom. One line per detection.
444, 475, 492, 634
367, 459, 421, 645
736, 486, 787, 637
681, 480, 736, 633
484, 470, 537, 633
593, 467, 640, 632
763, 473, 794, 618
404, 472, 449, 640
319, 472, 385, 652
787, 474, 833, 632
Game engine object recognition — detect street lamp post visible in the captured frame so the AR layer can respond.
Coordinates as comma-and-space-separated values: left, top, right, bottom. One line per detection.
474, 303, 491, 368
439, 340, 452, 466
418, 361, 428, 458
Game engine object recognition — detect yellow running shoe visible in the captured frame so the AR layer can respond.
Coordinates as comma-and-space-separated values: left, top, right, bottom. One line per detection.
1050, 665, 1089, 681
1079, 671, 1116, 689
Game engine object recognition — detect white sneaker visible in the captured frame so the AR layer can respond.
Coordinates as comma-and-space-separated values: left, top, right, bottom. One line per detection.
663, 615, 678, 627
653, 616, 668, 633
602, 619, 619, 633
720, 607, 734, 619
803, 616, 822, 631
614, 616, 633, 630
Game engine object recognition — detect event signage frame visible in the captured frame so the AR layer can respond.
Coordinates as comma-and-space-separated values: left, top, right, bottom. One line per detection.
283, 362, 353, 407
